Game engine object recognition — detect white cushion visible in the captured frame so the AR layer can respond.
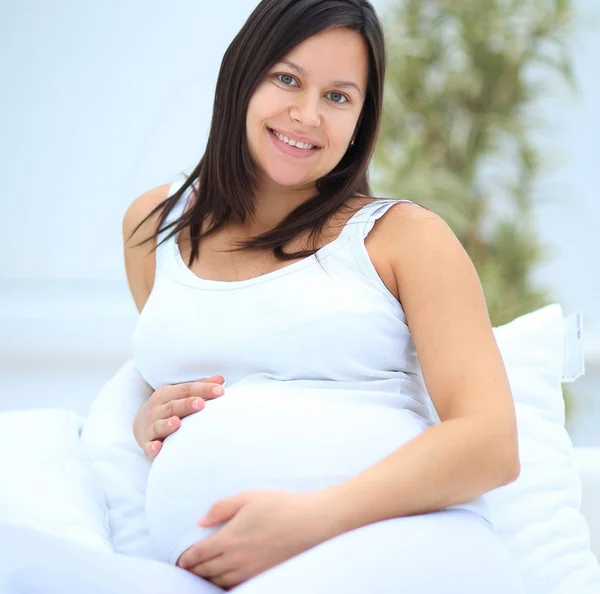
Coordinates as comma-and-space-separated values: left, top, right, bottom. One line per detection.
488, 304, 600, 593
574, 447, 600, 562
79, 360, 157, 559
0, 409, 112, 552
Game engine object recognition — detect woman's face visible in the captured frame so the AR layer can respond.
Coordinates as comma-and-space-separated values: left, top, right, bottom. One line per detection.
246, 27, 368, 192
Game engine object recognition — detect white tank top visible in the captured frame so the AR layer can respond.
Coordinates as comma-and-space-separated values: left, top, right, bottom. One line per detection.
134, 180, 496, 564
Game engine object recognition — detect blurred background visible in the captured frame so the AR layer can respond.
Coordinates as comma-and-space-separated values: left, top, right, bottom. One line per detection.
0, 0, 598, 443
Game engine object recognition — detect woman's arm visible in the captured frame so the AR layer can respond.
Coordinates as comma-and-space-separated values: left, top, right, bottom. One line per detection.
324, 203, 520, 532
122, 183, 171, 313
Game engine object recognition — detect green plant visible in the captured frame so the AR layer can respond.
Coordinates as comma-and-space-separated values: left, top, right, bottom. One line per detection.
373, 0, 574, 328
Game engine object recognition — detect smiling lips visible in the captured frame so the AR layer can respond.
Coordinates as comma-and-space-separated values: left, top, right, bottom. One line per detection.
268, 127, 321, 157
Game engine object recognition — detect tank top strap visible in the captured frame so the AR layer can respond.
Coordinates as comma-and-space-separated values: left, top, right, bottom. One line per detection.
155, 179, 193, 275
339, 198, 414, 241
334, 198, 415, 310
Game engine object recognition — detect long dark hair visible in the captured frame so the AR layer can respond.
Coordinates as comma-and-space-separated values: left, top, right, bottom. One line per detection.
131, 0, 386, 263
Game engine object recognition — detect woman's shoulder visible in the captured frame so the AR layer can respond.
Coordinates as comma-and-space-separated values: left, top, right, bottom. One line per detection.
122, 183, 173, 245
346, 194, 439, 229
359, 195, 469, 287
122, 183, 173, 313
372, 197, 460, 254
369, 197, 476, 304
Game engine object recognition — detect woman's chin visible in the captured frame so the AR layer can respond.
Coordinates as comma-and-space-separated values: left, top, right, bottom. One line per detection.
264, 171, 316, 190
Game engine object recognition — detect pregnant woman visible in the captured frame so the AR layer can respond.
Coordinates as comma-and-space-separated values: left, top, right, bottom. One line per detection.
125, 0, 527, 592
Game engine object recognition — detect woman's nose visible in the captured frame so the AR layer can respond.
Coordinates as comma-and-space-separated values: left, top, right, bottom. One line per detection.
290, 93, 321, 128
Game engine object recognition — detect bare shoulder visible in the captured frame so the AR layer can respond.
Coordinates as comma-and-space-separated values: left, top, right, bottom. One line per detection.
350, 199, 449, 300
122, 183, 172, 246
374, 200, 465, 271
377, 198, 442, 231
372, 200, 484, 326
350, 195, 439, 232
123, 183, 172, 313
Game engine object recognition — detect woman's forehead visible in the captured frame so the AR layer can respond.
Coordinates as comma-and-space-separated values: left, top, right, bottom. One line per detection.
278, 28, 368, 88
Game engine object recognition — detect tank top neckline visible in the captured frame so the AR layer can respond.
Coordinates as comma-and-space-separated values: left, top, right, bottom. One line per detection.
170, 197, 394, 291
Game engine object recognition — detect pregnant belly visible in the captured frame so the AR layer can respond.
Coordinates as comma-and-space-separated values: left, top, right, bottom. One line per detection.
145, 386, 429, 564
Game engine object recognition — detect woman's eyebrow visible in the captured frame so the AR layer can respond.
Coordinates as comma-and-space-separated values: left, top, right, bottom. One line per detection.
277, 59, 363, 95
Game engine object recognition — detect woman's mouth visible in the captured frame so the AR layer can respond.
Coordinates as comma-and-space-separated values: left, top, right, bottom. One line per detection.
268, 128, 321, 158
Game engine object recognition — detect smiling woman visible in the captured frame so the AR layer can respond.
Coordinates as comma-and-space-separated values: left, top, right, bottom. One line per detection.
125, 2, 386, 262
246, 29, 367, 188
121, 0, 527, 592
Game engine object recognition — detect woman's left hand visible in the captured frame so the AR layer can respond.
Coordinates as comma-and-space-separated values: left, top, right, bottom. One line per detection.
176, 489, 344, 590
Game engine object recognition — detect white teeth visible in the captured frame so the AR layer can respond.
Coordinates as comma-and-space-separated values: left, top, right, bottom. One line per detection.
272, 129, 314, 150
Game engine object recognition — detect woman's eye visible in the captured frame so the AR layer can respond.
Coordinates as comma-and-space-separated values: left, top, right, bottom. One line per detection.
277, 74, 298, 86
326, 91, 348, 104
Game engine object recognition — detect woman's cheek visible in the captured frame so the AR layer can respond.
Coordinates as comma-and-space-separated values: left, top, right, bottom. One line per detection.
329, 127, 353, 161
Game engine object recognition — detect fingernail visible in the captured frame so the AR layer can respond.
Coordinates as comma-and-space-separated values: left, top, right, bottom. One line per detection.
192, 399, 200, 410
212, 386, 225, 396
152, 442, 159, 452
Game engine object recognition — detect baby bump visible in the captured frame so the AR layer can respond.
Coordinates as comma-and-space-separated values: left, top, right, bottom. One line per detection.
145, 387, 429, 564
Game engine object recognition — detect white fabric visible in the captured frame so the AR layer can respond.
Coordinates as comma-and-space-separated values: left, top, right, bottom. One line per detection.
574, 447, 600, 563
67, 181, 597, 590
0, 523, 220, 594
79, 360, 158, 559
135, 183, 497, 565
0, 511, 526, 594
487, 304, 600, 593
0, 409, 111, 552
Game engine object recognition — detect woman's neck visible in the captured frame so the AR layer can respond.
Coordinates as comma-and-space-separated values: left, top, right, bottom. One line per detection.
235, 180, 317, 236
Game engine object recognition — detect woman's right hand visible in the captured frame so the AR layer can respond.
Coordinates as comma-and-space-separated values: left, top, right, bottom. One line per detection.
134, 375, 226, 459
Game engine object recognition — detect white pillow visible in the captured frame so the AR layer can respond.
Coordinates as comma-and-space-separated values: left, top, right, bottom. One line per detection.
0, 409, 112, 552
79, 359, 157, 559
488, 304, 600, 593
574, 447, 600, 563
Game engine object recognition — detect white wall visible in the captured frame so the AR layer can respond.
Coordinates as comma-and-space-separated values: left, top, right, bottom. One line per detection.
1, 1, 598, 435
0, 0, 261, 280
0, 0, 260, 414
531, 0, 600, 365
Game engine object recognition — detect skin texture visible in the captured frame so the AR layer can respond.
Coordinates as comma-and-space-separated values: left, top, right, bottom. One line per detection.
132, 376, 226, 459
177, 490, 345, 589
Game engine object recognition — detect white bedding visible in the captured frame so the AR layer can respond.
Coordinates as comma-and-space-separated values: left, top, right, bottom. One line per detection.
0, 409, 111, 552
2, 305, 600, 594
0, 523, 221, 594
